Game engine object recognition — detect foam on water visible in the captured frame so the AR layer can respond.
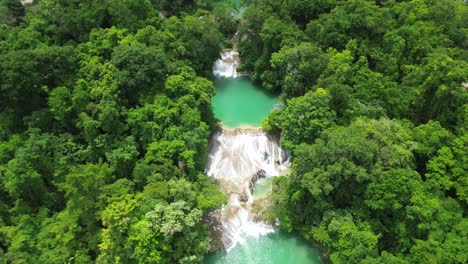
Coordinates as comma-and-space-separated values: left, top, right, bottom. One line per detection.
213, 49, 241, 78
206, 130, 289, 251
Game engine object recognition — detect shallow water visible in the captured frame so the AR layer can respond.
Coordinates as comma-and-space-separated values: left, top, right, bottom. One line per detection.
212, 78, 279, 128
205, 229, 322, 264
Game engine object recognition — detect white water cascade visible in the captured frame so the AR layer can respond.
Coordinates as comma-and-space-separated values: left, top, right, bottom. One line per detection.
208, 35, 290, 251
213, 32, 245, 78
206, 129, 290, 251
213, 49, 241, 78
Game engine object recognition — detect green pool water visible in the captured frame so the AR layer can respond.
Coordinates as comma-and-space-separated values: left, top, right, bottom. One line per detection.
253, 177, 275, 199
212, 78, 279, 128
204, 229, 323, 264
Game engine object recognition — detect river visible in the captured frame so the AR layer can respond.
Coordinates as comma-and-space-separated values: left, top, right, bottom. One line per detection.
204, 33, 322, 263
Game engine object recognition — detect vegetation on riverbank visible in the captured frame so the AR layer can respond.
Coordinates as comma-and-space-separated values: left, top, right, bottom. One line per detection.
0, 0, 232, 262
242, 0, 467, 263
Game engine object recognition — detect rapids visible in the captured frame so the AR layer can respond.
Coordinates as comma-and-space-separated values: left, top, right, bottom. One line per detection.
205, 129, 289, 250
213, 49, 241, 78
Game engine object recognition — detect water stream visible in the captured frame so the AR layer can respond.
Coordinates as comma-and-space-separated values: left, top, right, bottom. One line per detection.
205, 41, 322, 263
206, 129, 289, 251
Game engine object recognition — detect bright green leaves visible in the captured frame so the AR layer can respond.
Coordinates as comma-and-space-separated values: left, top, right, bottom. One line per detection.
243, 0, 468, 263
130, 201, 206, 263
36, 210, 90, 264
413, 121, 453, 159
2, 130, 80, 208
365, 169, 422, 211
294, 118, 414, 201
59, 163, 114, 213
403, 52, 468, 127
128, 93, 211, 176
146, 201, 202, 238
106, 137, 139, 179
274, 118, 424, 261
98, 192, 215, 263
4, 158, 46, 207
127, 68, 216, 178
195, 174, 227, 212
317, 49, 410, 120
48, 86, 72, 121
412, 120, 453, 174
312, 213, 380, 264
268, 42, 330, 97
426, 133, 468, 204
73, 58, 123, 137
98, 195, 138, 264
0, 214, 41, 263
278, 88, 336, 149
110, 43, 168, 106
0, 0, 24, 26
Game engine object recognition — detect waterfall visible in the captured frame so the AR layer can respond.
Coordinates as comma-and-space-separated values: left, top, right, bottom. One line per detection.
213, 32, 246, 78
213, 49, 241, 78
206, 129, 290, 251
208, 33, 289, 252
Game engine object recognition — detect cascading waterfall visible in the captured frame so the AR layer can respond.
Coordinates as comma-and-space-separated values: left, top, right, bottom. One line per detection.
213, 49, 241, 78
207, 39, 291, 252
212, 32, 245, 79
206, 24, 322, 264
206, 129, 290, 251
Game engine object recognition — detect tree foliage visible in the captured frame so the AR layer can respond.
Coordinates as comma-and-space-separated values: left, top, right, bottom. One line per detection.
0, 1, 225, 263
251, 4, 467, 262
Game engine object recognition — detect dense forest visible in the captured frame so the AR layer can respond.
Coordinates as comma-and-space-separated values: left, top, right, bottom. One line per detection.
250, 0, 467, 263
0, 0, 230, 263
0, 0, 467, 263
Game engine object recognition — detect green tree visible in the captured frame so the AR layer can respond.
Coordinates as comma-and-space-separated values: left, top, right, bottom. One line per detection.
426, 133, 468, 204
306, 0, 390, 50
279, 88, 336, 149
412, 121, 453, 173
0, 46, 77, 131
403, 52, 468, 127
312, 212, 380, 263
110, 43, 168, 106
52, 163, 114, 258
267, 42, 329, 98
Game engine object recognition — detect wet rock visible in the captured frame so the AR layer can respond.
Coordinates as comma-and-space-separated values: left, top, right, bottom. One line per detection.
249, 169, 267, 192
239, 191, 249, 202
280, 150, 289, 164
206, 210, 227, 252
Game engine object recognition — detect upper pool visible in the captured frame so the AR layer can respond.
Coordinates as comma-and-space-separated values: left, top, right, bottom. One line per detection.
212, 77, 279, 128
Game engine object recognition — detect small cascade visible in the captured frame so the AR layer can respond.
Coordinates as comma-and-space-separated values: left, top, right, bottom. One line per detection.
206, 129, 290, 250
213, 49, 241, 78
213, 32, 248, 78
